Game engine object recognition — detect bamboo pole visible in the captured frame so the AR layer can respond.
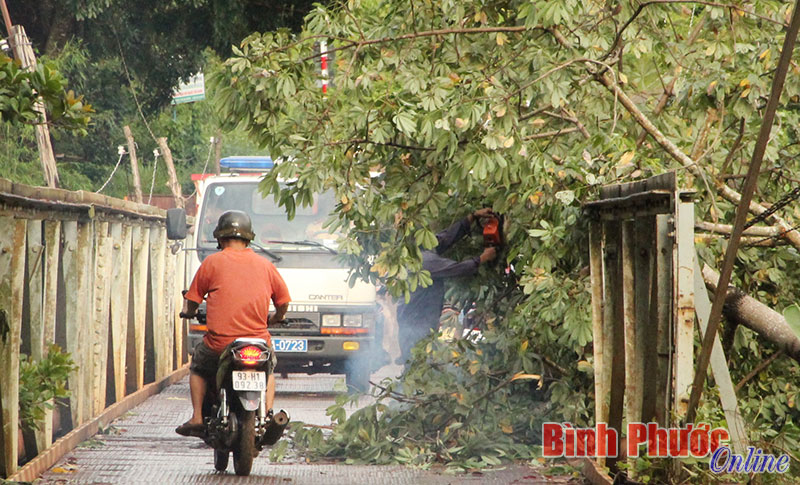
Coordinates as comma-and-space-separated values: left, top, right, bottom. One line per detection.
156, 138, 184, 209
123, 126, 143, 203
10, 26, 59, 188
0, 0, 13, 44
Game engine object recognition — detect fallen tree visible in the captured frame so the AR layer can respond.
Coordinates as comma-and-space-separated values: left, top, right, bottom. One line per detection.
702, 264, 800, 363
214, 0, 800, 478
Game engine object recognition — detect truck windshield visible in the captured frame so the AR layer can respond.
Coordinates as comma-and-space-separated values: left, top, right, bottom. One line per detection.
198, 182, 339, 251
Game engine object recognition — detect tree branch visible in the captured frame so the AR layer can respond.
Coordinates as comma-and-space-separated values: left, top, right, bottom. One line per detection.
702, 265, 800, 364
299, 26, 532, 62
543, 109, 591, 139
522, 127, 579, 140
735, 350, 783, 393
696, 221, 779, 237
694, 233, 786, 247
721, 117, 747, 175
604, 0, 784, 61
594, 71, 800, 251
325, 139, 435, 151
635, 12, 708, 147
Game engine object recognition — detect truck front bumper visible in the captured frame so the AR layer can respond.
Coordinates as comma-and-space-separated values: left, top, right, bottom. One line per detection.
273, 335, 374, 367
187, 332, 376, 366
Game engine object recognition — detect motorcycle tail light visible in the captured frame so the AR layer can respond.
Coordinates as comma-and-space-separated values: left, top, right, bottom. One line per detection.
239, 346, 262, 366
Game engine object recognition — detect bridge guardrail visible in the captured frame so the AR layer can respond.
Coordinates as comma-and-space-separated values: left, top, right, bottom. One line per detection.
0, 178, 192, 477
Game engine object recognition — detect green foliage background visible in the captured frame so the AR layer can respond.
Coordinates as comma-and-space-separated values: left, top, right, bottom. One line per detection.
1, 0, 314, 194
213, 0, 800, 480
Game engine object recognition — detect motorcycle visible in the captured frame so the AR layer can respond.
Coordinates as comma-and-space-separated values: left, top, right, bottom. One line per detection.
184, 308, 289, 476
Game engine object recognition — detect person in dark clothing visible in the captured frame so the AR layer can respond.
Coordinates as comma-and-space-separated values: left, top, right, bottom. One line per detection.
396, 209, 497, 364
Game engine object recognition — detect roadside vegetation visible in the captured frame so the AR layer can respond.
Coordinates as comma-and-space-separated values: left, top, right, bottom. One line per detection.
212, 0, 800, 481
1, 0, 314, 195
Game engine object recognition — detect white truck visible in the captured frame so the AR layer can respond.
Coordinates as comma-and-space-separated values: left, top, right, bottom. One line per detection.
167, 156, 382, 390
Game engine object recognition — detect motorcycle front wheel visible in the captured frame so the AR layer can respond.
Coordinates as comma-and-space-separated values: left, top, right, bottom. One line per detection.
232, 410, 256, 476
214, 449, 229, 472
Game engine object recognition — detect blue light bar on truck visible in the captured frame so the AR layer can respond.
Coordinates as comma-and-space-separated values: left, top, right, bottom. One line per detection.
219, 156, 274, 171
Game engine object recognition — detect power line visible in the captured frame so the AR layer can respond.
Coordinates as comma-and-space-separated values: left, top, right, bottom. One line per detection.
147, 148, 160, 205
96, 146, 126, 194
186, 137, 215, 199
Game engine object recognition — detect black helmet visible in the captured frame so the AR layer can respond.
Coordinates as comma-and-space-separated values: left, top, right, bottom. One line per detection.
213, 210, 255, 241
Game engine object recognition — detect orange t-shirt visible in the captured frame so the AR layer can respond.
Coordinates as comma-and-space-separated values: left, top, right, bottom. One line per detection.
185, 247, 291, 353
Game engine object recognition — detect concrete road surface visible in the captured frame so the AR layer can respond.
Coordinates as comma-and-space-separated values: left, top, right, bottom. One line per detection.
36, 365, 573, 484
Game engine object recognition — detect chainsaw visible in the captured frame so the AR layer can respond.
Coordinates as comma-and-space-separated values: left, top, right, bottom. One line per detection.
479, 212, 504, 248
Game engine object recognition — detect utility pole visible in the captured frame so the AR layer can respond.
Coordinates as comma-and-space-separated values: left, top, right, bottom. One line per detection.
214, 129, 222, 175
1, 4, 60, 188
156, 137, 184, 208
0, 0, 13, 49
123, 126, 143, 203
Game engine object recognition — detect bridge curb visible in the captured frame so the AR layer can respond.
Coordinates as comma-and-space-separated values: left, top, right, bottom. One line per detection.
9, 365, 189, 482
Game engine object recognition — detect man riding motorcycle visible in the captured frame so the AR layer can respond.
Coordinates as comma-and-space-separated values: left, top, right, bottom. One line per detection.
176, 210, 290, 437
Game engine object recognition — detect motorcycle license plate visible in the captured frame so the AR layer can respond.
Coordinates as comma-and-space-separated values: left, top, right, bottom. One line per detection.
273, 338, 308, 352
232, 370, 266, 391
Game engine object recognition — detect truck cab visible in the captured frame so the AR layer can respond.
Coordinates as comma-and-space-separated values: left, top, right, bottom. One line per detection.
178, 156, 382, 390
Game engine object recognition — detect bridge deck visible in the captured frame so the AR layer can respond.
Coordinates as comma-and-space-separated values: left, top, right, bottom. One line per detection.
36, 370, 563, 484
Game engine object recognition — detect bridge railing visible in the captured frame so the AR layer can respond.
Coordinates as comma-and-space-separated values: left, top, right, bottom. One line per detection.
0, 178, 191, 477
583, 171, 748, 482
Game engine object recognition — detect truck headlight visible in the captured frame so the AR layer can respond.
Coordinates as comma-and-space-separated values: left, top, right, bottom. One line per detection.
322, 314, 341, 326
343, 314, 362, 327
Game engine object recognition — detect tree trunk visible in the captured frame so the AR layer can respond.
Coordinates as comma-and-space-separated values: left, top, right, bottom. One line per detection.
702, 264, 800, 363
156, 137, 184, 209
124, 126, 143, 203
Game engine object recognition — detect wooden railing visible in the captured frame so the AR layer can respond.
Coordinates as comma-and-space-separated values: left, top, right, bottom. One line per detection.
0, 178, 191, 477
583, 172, 747, 482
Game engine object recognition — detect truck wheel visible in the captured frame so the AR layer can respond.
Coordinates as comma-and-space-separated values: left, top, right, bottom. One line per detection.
346, 367, 370, 392
214, 449, 229, 471
233, 410, 256, 476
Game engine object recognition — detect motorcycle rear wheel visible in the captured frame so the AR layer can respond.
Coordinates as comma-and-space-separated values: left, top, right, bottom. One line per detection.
214, 449, 229, 471
232, 410, 256, 476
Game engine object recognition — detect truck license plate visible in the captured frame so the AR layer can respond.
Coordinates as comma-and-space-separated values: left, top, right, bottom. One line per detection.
232, 371, 266, 391
273, 338, 308, 352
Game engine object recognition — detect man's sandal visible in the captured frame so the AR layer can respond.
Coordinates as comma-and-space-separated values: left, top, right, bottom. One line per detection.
175, 421, 205, 437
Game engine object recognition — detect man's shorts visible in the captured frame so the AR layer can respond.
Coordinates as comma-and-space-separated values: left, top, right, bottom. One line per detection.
190, 341, 277, 380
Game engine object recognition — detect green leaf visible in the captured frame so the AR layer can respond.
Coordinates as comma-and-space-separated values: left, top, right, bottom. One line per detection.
783, 304, 800, 340
393, 111, 417, 135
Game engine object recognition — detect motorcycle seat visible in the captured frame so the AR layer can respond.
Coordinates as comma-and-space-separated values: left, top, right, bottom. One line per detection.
231, 337, 269, 346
